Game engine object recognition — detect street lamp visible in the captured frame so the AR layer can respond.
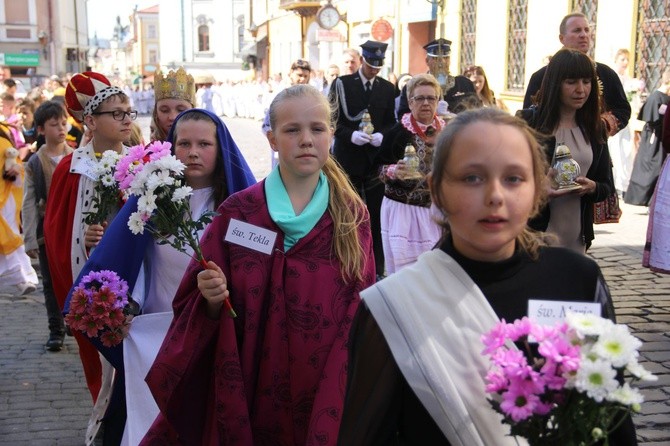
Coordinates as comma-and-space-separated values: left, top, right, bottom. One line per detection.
38, 30, 49, 60
425, 0, 445, 38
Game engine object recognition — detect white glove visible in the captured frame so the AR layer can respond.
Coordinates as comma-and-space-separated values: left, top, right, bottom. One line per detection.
437, 100, 449, 116
370, 132, 383, 147
351, 130, 372, 146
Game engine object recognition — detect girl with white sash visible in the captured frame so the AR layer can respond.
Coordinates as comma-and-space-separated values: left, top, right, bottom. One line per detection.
338, 108, 637, 446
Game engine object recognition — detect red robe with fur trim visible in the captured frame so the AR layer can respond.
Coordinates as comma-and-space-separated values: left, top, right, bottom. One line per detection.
43, 153, 102, 401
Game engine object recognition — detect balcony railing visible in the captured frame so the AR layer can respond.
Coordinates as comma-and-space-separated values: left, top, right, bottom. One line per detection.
279, 0, 320, 16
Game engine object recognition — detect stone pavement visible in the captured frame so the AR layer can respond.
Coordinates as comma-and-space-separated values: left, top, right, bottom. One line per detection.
589, 202, 670, 446
0, 116, 668, 445
0, 273, 91, 445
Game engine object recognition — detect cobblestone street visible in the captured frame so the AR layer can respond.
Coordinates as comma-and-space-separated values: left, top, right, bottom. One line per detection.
1, 116, 668, 445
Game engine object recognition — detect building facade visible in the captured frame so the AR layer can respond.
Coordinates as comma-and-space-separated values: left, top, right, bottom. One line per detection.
157, 0, 251, 82
130, 5, 160, 80
248, 0, 668, 112
0, 0, 88, 87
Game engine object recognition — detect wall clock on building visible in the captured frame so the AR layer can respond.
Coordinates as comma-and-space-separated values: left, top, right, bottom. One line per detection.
316, 3, 340, 30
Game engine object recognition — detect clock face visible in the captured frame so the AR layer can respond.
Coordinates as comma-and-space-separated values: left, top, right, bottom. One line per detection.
317, 5, 340, 30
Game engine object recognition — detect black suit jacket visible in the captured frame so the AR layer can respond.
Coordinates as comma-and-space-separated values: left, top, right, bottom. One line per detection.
330, 73, 397, 178
523, 62, 631, 135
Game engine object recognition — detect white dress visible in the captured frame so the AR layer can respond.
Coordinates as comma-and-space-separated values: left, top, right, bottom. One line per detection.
608, 74, 641, 194
121, 187, 214, 445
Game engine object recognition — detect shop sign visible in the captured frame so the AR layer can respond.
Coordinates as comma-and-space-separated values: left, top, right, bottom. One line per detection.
0, 53, 40, 66
371, 19, 393, 42
316, 29, 344, 42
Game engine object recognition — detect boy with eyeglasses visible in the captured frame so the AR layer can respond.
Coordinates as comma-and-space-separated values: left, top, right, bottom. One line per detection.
42, 71, 134, 443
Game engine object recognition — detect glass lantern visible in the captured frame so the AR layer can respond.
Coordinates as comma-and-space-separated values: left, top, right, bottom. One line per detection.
552, 143, 581, 191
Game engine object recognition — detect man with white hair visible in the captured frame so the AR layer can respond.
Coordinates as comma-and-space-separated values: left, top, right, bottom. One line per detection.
341, 48, 361, 75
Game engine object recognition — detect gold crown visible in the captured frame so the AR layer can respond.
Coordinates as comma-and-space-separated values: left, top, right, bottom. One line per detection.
154, 67, 196, 105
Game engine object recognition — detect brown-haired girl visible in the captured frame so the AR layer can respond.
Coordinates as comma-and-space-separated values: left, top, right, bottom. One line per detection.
142, 84, 375, 445
463, 65, 496, 107
338, 107, 635, 445
150, 67, 196, 141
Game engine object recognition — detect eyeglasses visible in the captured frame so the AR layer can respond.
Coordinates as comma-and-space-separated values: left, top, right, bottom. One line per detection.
411, 95, 439, 104
91, 110, 138, 121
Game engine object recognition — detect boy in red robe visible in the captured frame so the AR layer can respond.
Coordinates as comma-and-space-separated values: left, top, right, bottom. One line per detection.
43, 71, 133, 434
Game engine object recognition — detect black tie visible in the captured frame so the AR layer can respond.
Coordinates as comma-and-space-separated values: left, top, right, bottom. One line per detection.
364, 80, 372, 103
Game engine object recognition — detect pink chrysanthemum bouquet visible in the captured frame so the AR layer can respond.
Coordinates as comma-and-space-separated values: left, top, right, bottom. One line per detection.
114, 140, 173, 190
482, 313, 656, 445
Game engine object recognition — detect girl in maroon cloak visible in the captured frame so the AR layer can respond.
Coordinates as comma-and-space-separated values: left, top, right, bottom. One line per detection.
141, 84, 376, 445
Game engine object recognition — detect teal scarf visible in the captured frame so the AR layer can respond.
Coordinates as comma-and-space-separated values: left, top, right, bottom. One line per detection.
265, 166, 329, 251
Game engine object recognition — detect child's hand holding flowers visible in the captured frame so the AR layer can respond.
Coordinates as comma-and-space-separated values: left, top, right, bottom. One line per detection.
115, 141, 234, 317
83, 150, 124, 225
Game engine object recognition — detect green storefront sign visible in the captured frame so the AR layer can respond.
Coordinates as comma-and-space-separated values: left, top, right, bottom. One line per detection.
0, 53, 40, 67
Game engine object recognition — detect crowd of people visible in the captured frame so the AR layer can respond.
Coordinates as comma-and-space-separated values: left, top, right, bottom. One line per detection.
1, 9, 666, 445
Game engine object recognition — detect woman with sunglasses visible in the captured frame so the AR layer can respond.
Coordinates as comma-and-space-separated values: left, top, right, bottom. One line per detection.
376, 74, 444, 274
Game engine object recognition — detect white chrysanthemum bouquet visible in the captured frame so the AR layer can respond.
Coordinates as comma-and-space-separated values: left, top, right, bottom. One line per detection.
115, 140, 217, 256
113, 141, 235, 315
84, 150, 124, 225
482, 312, 655, 445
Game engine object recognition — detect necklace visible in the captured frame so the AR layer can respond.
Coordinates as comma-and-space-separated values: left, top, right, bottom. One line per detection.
410, 114, 442, 142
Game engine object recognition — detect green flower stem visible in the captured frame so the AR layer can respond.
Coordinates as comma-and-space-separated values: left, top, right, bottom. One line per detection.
144, 194, 236, 318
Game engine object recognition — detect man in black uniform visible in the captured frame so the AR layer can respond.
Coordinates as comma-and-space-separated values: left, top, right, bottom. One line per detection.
397, 38, 477, 117
330, 40, 396, 279
523, 12, 630, 136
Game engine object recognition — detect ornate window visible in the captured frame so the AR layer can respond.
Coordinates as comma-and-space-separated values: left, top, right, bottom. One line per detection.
570, 0, 598, 59
147, 24, 157, 40
198, 24, 210, 52
237, 15, 245, 52
506, 0, 528, 92
459, 0, 477, 72
635, 0, 670, 92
